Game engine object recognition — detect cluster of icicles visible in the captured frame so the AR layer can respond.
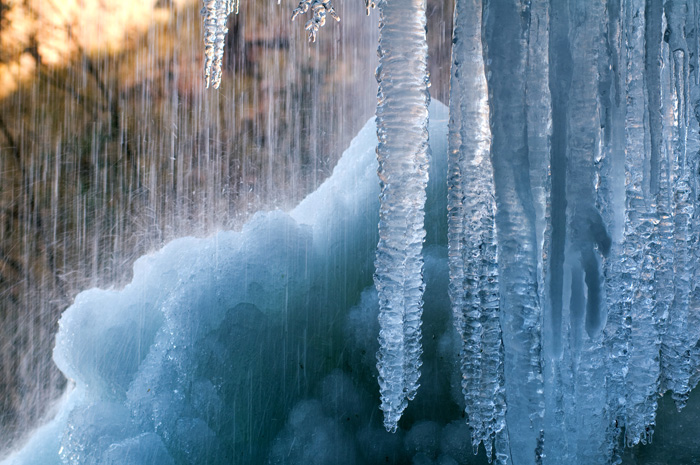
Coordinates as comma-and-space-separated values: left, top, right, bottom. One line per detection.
202, 0, 339, 88
202, 1, 700, 464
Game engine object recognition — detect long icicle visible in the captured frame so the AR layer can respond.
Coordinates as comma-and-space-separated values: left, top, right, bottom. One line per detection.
619, 0, 661, 446
661, 0, 700, 409
686, 0, 700, 397
201, 0, 236, 89
482, 1, 545, 462
447, 0, 508, 462
564, 0, 611, 460
373, 0, 430, 433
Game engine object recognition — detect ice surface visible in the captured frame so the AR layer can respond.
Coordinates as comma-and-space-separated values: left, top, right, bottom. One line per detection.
1, 102, 452, 465
446, 0, 507, 462
373, 0, 431, 433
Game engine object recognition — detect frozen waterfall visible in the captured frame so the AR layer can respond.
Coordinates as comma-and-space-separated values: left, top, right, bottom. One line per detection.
3, 0, 700, 464
443, 0, 700, 463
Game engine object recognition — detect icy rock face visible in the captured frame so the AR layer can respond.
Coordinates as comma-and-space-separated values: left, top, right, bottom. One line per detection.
0, 102, 451, 465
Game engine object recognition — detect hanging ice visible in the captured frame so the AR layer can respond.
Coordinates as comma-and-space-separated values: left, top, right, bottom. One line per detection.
446, 0, 508, 462
7, 0, 700, 463
291, 0, 340, 43
201, 0, 238, 88
480, 1, 545, 462
611, 0, 661, 447
373, 0, 430, 433
660, 0, 700, 411
446, 0, 699, 462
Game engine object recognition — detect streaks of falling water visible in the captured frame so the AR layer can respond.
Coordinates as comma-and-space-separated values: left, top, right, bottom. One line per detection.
0, 0, 379, 449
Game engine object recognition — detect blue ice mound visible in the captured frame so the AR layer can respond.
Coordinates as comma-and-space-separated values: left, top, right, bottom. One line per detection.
2, 101, 455, 465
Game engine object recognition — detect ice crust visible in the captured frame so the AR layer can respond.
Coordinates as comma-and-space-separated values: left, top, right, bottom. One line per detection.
2, 102, 457, 465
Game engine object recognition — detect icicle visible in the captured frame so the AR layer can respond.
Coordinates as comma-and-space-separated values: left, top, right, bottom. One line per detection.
291, 0, 340, 43
544, 0, 576, 459
615, 0, 661, 446
447, 0, 508, 461
374, 0, 430, 433
653, 0, 675, 399
601, 1, 630, 459
526, 0, 552, 329
563, 0, 611, 458
364, 0, 377, 15
482, 0, 544, 462
686, 0, 700, 398
661, 0, 697, 409
201, 0, 237, 89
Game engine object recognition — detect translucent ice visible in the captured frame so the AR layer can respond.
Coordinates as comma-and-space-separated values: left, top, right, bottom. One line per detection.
1, 102, 449, 465
373, 0, 430, 433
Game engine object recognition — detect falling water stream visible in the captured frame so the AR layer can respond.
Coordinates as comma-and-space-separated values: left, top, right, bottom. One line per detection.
0, 0, 384, 451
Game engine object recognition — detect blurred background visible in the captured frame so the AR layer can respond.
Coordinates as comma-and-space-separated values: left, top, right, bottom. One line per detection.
0, 0, 454, 452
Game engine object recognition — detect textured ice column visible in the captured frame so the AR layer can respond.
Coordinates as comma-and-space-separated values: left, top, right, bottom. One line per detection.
526, 0, 552, 326
524, 5, 563, 460
594, 2, 631, 462
374, 0, 430, 433
483, 1, 544, 462
661, 0, 696, 408
651, 0, 675, 399
544, 1, 573, 458
564, 0, 611, 461
566, 0, 610, 342
687, 0, 700, 395
619, 0, 661, 446
201, 0, 236, 88
447, 0, 508, 462
601, 1, 631, 458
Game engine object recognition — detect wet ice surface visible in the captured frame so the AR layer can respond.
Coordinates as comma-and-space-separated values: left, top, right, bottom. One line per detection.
2, 86, 700, 463
0, 101, 453, 465
373, 0, 430, 435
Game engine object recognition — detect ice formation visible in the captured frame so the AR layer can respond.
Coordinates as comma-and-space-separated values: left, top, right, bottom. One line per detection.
201, 0, 238, 88
443, 0, 700, 463
203, 0, 342, 86
446, 0, 507, 462
1, 103, 454, 465
373, 0, 431, 434
5, 0, 700, 464
291, 0, 340, 43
